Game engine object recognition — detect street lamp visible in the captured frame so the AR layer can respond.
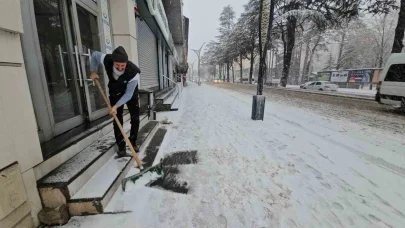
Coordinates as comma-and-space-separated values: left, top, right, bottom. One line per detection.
192, 42, 206, 85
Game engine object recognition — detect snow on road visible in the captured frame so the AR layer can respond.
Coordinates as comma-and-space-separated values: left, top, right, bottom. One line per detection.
65, 83, 405, 228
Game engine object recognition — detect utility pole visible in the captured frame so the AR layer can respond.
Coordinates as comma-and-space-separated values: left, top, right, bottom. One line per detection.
192, 42, 206, 85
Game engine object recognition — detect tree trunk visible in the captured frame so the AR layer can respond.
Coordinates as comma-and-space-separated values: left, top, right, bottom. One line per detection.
249, 29, 256, 84
227, 62, 230, 82
336, 32, 346, 69
267, 49, 272, 84
296, 42, 303, 84
269, 50, 275, 82
392, 0, 405, 53
379, 14, 387, 67
300, 41, 310, 83
265, 50, 269, 85
299, 42, 309, 84
280, 17, 297, 87
232, 64, 234, 83
274, 51, 279, 79
303, 35, 321, 82
221, 65, 223, 80
292, 47, 300, 84
240, 53, 243, 83
249, 50, 254, 84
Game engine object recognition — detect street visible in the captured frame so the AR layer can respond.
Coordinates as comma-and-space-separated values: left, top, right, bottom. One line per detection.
64, 83, 405, 228
216, 83, 405, 136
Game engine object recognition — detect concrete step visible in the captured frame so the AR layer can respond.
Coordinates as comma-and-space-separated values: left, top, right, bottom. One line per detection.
170, 94, 181, 111
37, 123, 131, 208
155, 86, 176, 104
68, 156, 132, 216
155, 89, 179, 112
68, 126, 166, 215
34, 113, 131, 181
154, 86, 171, 98
37, 120, 159, 209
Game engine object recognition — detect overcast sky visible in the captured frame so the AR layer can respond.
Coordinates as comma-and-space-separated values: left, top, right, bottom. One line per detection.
183, 0, 248, 64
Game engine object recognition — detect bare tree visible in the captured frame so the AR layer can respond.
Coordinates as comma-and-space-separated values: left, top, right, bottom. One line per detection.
392, 0, 405, 53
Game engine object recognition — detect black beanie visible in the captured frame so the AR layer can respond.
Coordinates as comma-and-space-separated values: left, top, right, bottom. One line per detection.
112, 46, 128, 63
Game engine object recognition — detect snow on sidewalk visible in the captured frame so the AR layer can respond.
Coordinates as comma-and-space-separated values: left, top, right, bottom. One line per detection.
64, 83, 405, 228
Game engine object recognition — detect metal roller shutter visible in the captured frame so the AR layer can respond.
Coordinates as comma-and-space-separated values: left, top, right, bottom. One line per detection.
136, 19, 159, 89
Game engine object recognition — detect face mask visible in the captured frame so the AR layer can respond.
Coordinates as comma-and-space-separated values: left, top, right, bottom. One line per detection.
113, 67, 125, 77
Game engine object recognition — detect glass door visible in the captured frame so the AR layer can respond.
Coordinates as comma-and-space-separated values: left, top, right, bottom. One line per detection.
70, 0, 109, 121
33, 0, 86, 136
30, 0, 110, 140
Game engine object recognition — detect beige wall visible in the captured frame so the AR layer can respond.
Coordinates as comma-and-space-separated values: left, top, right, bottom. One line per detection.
110, 0, 139, 66
0, 0, 43, 227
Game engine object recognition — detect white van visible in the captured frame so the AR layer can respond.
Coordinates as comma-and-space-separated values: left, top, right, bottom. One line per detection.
376, 54, 405, 108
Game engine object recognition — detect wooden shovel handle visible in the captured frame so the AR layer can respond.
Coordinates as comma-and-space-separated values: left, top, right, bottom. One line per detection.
94, 79, 143, 169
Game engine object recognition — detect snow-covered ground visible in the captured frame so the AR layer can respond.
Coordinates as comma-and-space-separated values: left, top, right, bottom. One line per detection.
286, 84, 376, 97
64, 83, 405, 228
338, 88, 376, 96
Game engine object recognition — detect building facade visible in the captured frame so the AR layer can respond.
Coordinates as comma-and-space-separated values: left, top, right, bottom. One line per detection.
0, 0, 187, 227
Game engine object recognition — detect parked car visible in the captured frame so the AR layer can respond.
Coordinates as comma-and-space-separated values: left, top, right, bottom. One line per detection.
305, 81, 339, 91
376, 53, 405, 109
241, 78, 255, 84
300, 82, 313, 89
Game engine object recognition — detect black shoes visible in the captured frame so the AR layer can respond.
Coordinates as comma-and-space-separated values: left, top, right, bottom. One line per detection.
116, 149, 131, 158
115, 145, 139, 158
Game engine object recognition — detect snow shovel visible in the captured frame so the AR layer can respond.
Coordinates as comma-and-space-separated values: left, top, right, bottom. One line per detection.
121, 161, 164, 191
94, 79, 163, 191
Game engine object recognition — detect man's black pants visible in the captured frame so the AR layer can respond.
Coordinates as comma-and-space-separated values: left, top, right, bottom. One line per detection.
109, 93, 140, 151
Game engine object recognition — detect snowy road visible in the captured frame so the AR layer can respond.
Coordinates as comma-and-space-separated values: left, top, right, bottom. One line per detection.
65, 83, 405, 228
216, 83, 405, 136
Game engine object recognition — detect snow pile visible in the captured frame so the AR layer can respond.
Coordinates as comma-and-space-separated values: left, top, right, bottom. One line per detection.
161, 116, 172, 125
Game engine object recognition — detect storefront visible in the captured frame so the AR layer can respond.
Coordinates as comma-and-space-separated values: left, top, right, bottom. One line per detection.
21, 0, 112, 142
19, 0, 178, 144
137, 0, 177, 91
0, 1, 185, 226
